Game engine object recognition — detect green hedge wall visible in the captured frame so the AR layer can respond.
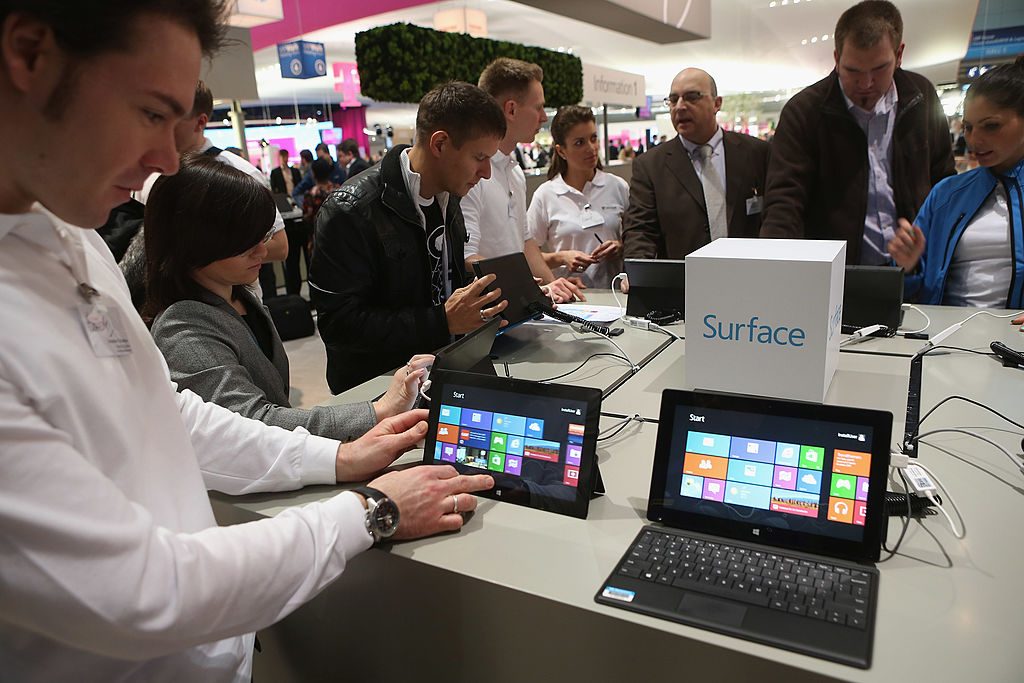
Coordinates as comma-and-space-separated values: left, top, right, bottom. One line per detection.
355, 23, 583, 107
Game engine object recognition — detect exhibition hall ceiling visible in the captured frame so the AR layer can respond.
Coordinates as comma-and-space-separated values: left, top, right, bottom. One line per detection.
248, 0, 978, 109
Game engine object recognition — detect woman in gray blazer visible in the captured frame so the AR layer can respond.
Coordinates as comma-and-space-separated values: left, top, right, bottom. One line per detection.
142, 154, 428, 441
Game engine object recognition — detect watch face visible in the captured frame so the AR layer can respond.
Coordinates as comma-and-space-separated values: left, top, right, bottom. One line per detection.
370, 497, 400, 538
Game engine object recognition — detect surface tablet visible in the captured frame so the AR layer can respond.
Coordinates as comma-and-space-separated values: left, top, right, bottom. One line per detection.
472, 252, 549, 328
624, 258, 686, 319
423, 369, 602, 519
842, 266, 904, 336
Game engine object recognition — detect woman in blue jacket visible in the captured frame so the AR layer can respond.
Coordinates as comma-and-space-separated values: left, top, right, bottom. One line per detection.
888, 56, 1024, 312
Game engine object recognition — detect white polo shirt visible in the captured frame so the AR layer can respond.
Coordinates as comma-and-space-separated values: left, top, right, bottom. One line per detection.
462, 149, 529, 260
527, 170, 629, 288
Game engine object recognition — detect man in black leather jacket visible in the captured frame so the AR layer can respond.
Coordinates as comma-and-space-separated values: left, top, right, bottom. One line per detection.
310, 82, 510, 393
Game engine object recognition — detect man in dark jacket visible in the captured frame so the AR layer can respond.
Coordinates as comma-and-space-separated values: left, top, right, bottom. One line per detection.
269, 148, 301, 196
309, 82, 509, 393
337, 138, 371, 181
760, 0, 954, 265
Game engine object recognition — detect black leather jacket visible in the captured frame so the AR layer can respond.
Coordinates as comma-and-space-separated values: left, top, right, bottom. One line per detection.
309, 145, 469, 393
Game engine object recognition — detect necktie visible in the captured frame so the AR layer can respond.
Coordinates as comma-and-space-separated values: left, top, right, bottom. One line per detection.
696, 144, 727, 240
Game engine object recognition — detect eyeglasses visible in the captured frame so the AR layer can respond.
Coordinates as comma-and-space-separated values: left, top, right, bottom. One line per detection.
241, 229, 275, 256
664, 91, 708, 107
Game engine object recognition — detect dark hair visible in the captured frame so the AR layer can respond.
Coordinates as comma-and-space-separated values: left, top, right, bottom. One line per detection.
1, 1, 227, 58
314, 142, 332, 158
834, 0, 903, 57
299, 149, 314, 163
141, 153, 275, 321
311, 158, 334, 183
478, 57, 543, 102
966, 55, 1024, 118
339, 138, 360, 157
416, 81, 506, 148
191, 79, 214, 118
548, 106, 601, 180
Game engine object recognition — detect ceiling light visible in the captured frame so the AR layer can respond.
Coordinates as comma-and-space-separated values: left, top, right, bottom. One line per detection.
769, 1, 776, 6
275, 116, 282, 124
801, 39, 808, 45
810, 36, 818, 43
222, 118, 230, 125
822, 34, 829, 41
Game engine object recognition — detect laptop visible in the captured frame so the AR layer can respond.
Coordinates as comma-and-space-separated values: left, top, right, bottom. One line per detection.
842, 266, 904, 336
596, 389, 892, 668
271, 192, 296, 215
422, 369, 603, 519
624, 258, 685, 320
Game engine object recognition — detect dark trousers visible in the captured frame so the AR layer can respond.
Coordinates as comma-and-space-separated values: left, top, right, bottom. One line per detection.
283, 218, 312, 296
258, 263, 278, 302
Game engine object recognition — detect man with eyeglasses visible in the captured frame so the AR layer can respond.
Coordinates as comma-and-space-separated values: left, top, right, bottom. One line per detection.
760, 0, 954, 265
622, 68, 769, 261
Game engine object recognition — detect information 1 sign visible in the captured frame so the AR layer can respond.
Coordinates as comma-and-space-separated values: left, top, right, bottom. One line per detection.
277, 40, 327, 80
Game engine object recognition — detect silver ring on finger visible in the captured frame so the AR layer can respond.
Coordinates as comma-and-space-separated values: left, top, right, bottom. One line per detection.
480, 310, 489, 322
451, 494, 459, 514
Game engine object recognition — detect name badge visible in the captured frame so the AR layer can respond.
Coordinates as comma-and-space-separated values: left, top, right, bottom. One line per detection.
581, 206, 604, 229
77, 301, 132, 357
746, 195, 764, 216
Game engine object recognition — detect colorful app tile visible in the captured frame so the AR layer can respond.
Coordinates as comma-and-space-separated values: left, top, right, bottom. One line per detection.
488, 451, 505, 472
440, 443, 457, 463
726, 459, 774, 487
433, 442, 442, 462
568, 423, 585, 437
772, 466, 798, 490
565, 444, 582, 467
770, 489, 820, 518
681, 474, 704, 498
775, 442, 800, 467
683, 452, 728, 480
460, 409, 493, 429
506, 435, 525, 456
799, 445, 825, 471
685, 431, 730, 458
724, 482, 771, 510
702, 478, 726, 502
491, 413, 526, 436
729, 437, 777, 464
833, 449, 871, 477
567, 433, 584, 445
563, 466, 580, 487
439, 405, 461, 425
504, 455, 523, 476
458, 427, 490, 450
827, 496, 854, 524
456, 447, 488, 469
856, 477, 870, 502
436, 423, 458, 444
830, 473, 857, 499
853, 501, 868, 526
796, 468, 822, 494
525, 418, 546, 439
523, 437, 561, 462
489, 432, 508, 453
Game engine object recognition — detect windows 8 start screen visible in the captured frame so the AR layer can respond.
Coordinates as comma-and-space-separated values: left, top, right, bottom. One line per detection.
664, 406, 876, 543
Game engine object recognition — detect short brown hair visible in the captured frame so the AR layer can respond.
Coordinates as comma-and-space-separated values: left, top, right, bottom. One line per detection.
834, 1, 903, 57
478, 57, 543, 103
191, 80, 214, 118
415, 81, 506, 148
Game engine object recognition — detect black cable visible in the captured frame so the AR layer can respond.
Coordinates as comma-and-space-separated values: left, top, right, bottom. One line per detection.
881, 469, 912, 561
922, 344, 997, 357
597, 415, 646, 441
917, 395, 1024, 433
534, 352, 629, 383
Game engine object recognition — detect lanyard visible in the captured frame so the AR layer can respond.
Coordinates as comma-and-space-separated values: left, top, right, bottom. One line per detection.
50, 219, 101, 303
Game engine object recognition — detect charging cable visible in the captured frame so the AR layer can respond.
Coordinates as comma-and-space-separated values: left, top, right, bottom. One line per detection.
570, 322, 640, 374
899, 304, 930, 336
610, 272, 627, 316
889, 452, 966, 542
841, 324, 886, 346
921, 309, 1024, 349
597, 413, 648, 441
913, 427, 1024, 476
623, 316, 680, 340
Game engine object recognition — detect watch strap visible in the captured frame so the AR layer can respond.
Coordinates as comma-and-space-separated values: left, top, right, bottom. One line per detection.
353, 486, 387, 504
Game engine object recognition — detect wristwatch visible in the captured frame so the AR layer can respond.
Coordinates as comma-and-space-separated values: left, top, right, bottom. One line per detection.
353, 486, 400, 543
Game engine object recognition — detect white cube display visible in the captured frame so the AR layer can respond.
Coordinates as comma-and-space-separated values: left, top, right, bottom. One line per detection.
684, 238, 846, 403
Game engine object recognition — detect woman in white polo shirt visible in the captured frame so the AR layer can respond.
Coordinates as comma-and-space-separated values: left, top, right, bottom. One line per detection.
527, 106, 630, 289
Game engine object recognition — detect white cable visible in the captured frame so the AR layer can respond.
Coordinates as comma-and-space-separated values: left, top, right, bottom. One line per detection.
960, 309, 1024, 324
912, 461, 965, 539
610, 272, 627, 317
570, 323, 640, 374
841, 324, 885, 346
649, 321, 680, 340
899, 304, 930, 335
915, 427, 1024, 474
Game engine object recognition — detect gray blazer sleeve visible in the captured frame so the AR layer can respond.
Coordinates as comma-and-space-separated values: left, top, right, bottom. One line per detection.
152, 302, 376, 442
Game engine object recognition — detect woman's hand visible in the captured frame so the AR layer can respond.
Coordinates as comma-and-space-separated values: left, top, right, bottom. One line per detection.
590, 239, 622, 262
887, 218, 926, 272
372, 354, 434, 421
559, 250, 597, 273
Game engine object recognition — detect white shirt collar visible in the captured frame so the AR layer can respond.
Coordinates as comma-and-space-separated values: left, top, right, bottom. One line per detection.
679, 126, 724, 157
400, 148, 449, 213
550, 169, 607, 196
840, 79, 899, 116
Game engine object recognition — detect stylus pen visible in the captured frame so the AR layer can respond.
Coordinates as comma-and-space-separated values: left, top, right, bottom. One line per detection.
594, 233, 605, 247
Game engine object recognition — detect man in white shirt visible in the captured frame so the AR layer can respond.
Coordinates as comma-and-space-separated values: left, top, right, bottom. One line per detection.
463, 57, 584, 303
0, 3, 492, 681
